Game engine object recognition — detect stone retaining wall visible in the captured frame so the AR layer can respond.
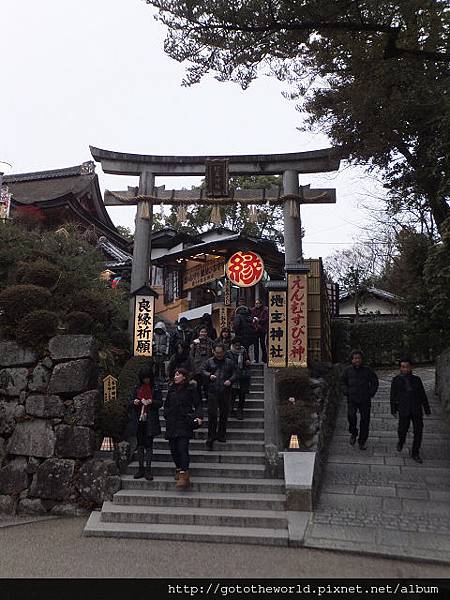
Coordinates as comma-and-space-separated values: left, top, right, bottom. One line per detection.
0, 336, 121, 515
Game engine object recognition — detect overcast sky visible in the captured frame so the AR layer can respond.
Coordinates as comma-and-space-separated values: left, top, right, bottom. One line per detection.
1, 0, 385, 258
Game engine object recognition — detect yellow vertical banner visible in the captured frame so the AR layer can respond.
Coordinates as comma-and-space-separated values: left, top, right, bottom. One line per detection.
103, 375, 118, 403
133, 295, 155, 357
268, 290, 287, 367
218, 306, 228, 331
287, 274, 308, 367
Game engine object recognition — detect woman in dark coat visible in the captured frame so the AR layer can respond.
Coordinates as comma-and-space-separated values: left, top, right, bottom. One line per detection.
167, 342, 194, 381
226, 337, 251, 420
197, 313, 217, 341
215, 326, 233, 352
127, 367, 162, 480
233, 305, 256, 353
163, 368, 203, 490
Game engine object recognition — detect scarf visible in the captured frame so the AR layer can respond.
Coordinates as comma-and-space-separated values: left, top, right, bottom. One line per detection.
137, 383, 153, 421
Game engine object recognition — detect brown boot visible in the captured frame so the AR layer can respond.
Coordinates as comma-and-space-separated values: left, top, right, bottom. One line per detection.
175, 470, 190, 491
174, 468, 181, 481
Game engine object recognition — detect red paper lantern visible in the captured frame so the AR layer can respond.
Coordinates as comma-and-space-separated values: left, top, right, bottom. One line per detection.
226, 251, 264, 287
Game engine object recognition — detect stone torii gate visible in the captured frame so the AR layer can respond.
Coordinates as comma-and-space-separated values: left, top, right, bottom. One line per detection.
90, 146, 340, 361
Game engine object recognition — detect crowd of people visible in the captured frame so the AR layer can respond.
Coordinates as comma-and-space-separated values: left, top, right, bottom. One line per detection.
127, 299, 269, 491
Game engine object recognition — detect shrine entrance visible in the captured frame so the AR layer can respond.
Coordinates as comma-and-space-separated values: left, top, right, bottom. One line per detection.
90, 146, 340, 366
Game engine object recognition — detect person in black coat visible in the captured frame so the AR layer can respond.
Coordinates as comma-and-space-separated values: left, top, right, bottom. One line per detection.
341, 350, 379, 450
226, 337, 251, 420
169, 317, 194, 355
127, 367, 162, 480
202, 343, 237, 449
167, 341, 194, 381
163, 368, 203, 490
232, 305, 257, 355
390, 357, 431, 463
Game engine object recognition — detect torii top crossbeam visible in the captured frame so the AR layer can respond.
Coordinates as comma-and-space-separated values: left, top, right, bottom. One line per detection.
90, 146, 340, 177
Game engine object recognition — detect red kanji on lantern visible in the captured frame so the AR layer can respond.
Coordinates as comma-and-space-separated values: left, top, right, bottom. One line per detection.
226, 251, 264, 287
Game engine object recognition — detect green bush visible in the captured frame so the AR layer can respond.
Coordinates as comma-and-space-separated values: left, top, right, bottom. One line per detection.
69, 290, 113, 325
16, 259, 61, 289
65, 311, 94, 334
0, 284, 52, 325
277, 367, 316, 449
16, 310, 59, 349
331, 319, 433, 366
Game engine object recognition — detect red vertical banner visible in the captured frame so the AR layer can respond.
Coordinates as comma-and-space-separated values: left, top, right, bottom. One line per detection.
287, 274, 308, 368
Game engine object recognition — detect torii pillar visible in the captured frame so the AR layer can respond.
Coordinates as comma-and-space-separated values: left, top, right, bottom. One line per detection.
129, 170, 154, 340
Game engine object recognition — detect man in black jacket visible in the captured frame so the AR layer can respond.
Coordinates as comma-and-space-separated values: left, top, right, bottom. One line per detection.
390, 357, 431, 464
342, 350, 379, 450
202, 343, 237, 449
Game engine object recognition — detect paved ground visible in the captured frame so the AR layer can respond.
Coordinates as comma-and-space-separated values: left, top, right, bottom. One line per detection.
0, 516, 449, 578
305, 367, 450, 563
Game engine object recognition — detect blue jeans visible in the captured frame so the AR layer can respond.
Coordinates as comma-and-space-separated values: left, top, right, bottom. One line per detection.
168, 436, 190, 470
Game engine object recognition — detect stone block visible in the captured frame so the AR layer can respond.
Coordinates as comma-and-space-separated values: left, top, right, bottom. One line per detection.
0, 494, 18, 514
0, 438, 6, 468
0, 400, 17, 436
73, 390, 99, 427
7, 420, 56, 458
0, 342, 37, 368
0, 458, 28, 495
48, 335, 97, 361
17, 498, 48, 514
284, 451, 316, 511
28, 363, 51, 393
76, 458, 121, 505
26, 394, 64, 418
30, 458, 75, 500
0, 368, 29, 397
48, 359, 94, 395
55, 425, 96, 458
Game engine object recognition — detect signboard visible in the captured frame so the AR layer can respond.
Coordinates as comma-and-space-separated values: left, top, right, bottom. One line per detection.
226, 251, 264, 288
224, 279, 231, 306
183, 259, 225, 291
268, 290, 287, 367
103, 375, 118, 403
0, 185, 11, 220
133, 294, 155, 357
205, 159, 229, 197
287, 274, 308, 367
218, 306, 228, 331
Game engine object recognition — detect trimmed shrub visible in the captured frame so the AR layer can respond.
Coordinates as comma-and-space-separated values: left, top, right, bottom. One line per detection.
69, 290, 112, 325
0, 284, 52, 325
16, 259, 61, 289
16, 310, 59, 348
65, 311, 94, 334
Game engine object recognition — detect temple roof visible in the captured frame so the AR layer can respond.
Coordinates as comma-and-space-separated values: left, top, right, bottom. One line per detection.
4, 162, 130, 252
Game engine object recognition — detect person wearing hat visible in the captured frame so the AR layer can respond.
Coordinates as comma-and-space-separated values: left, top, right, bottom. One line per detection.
169, 317, 194, 355
127, 367, 162, 480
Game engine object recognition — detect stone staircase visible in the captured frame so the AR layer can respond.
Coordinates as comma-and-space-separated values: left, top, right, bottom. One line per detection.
84, 364, 289, 545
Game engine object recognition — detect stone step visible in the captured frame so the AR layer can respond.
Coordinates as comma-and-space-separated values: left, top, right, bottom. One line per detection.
84, 511, 288, 546
100, 502, 288, 529
168, 428, 265, 441
113, 489, 286, 511
121, 475, 285, 494
127, 460, 266, 479
150, 449, 266, 465
333, 432, 450, 442
153, 438, 265, 452
318, 492, 450, 516
190, 417, 265, 430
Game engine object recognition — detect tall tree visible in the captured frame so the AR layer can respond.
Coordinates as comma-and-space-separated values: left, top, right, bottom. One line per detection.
144, 0, 450, 234
156, 175, 286, 245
